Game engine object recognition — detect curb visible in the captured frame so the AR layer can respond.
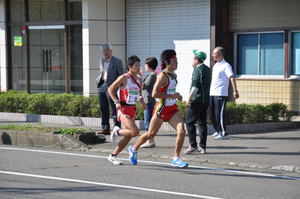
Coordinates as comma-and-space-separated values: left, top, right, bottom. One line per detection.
0, 130, 90, 151
1, 112, 300, 134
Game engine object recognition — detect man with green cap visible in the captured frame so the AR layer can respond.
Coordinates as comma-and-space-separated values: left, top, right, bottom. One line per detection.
184, 50, 211, 154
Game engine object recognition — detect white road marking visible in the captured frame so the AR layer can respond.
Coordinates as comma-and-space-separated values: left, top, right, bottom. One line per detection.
0, 146, 299, 181
0, 170, 222, 199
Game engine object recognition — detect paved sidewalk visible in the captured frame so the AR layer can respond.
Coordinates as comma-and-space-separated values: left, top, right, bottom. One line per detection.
91, 129, 300, 173
1, 120, 299, 173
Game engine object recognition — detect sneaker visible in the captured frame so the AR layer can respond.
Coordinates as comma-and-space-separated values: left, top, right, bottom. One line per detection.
214, 134, 226, 140
110, 126, 120, 143
108, 154, 122, 165
171, 158, 189, 168
212, 132, 219, 137
197, 147, 207, 154
223, 135, 230, 140
128, 145, 138, 165
141, 141, 156, 148
184, 146, 197, 155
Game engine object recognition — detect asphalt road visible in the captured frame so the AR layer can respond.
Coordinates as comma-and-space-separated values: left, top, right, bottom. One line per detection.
0, 146, 299, 199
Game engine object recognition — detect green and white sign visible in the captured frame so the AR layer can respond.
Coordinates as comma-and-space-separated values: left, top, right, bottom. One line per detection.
14, 36, 22, 46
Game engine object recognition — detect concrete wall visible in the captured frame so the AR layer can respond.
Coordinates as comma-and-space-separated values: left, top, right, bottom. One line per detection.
0, 0, 7, 91
82, 0, 125, 96
236, 79, 300, 112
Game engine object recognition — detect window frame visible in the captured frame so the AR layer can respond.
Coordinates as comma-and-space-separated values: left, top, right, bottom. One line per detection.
234, 31, 285, 79
289, 30, 300, 78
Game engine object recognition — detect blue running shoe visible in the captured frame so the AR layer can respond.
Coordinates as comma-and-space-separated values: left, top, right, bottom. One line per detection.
128, 145, 138, 165
171, 158, 188, 168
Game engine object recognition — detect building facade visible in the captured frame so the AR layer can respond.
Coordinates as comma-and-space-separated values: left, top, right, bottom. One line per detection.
211, 0, 300, 112
1, 0, 300, 112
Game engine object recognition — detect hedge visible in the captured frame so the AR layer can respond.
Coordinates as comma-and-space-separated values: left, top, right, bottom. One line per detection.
0, 90, 292, 124
0, 90, 100, 117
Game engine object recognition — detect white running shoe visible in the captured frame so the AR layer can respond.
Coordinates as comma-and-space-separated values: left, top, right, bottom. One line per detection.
214, 134, 226, 140
108, 154, 122, 165
212, 132, 219, 137
223, 135, 230, 140
197, 147, 207, 154
184, 146, 197, 155
110, 126, 120, 143
141, 141, 156, 148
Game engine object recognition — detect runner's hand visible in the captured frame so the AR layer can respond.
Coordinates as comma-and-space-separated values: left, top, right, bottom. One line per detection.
173, 93, 182, 101
177, 95, 183, 101
115, 103, 121, 110
172, 93, 180, 99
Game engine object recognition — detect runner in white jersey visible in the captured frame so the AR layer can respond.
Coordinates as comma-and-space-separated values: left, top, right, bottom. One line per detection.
128, 49, 189, 168
107, 55, 146, 165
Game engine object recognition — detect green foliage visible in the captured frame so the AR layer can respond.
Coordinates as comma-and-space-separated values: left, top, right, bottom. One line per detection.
0, 124, 58, 132
135, 102, 144, 120
56, 128, 85, 135
0, 90, 30, 113
226, 102, 292, 124
0, 90, 293, 124
0, 90, 101, 117
177, 101, 188, 119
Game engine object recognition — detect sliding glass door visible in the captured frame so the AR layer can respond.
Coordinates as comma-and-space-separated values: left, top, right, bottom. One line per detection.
29, 26, 65, 93
8, 0, 82, 93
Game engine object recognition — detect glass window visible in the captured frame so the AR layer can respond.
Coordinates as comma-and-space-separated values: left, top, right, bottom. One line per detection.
28, 0, 65, 22
68, 0, 82, 20
69, 25, 83, 93
8, 0, 82, 93
10, 26, 27, 91
237, 33, 284, 75
260, 33, 284, 75
9, 0, 25, 23
237, 34, 258, 75
292, 32, 300, 75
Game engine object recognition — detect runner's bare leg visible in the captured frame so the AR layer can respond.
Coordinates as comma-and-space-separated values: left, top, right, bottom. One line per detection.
112, 115, 139, 155
168, 112, 186, 158
133, 116, 163, 151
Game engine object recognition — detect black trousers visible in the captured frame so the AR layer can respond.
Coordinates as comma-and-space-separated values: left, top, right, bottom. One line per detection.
208, 96, 228, 136
186, 102, 209, 149
98, 85, 121, 130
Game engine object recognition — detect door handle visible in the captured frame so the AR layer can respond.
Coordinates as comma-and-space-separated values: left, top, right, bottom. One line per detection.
42, 50, 46, 72
45, 49, 49, 72
49, 49, 52, 72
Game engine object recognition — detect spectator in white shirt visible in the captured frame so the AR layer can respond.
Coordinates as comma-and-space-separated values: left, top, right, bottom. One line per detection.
209, 47, 239, 140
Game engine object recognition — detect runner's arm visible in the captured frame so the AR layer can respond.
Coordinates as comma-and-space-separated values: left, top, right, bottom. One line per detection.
108, 75, 126, 103
138, 77, 147, 109
152, 72, 173, 99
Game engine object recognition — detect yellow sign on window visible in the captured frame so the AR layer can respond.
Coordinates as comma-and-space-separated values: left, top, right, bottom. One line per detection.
14, 36, 22, 46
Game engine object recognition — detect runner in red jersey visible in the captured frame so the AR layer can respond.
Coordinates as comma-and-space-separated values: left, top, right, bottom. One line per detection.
128, 49, 189, 168
107, 55, 146, 165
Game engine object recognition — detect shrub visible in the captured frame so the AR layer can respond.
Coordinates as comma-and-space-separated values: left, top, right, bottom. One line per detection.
56, 128, 85, 136
0, 90, 293, 124
0, 90, 29, 113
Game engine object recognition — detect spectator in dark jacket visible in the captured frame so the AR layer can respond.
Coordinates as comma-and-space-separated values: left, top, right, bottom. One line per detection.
141, 57, 158, 148
184, 50, 211, 154
97, 44, 124, 135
